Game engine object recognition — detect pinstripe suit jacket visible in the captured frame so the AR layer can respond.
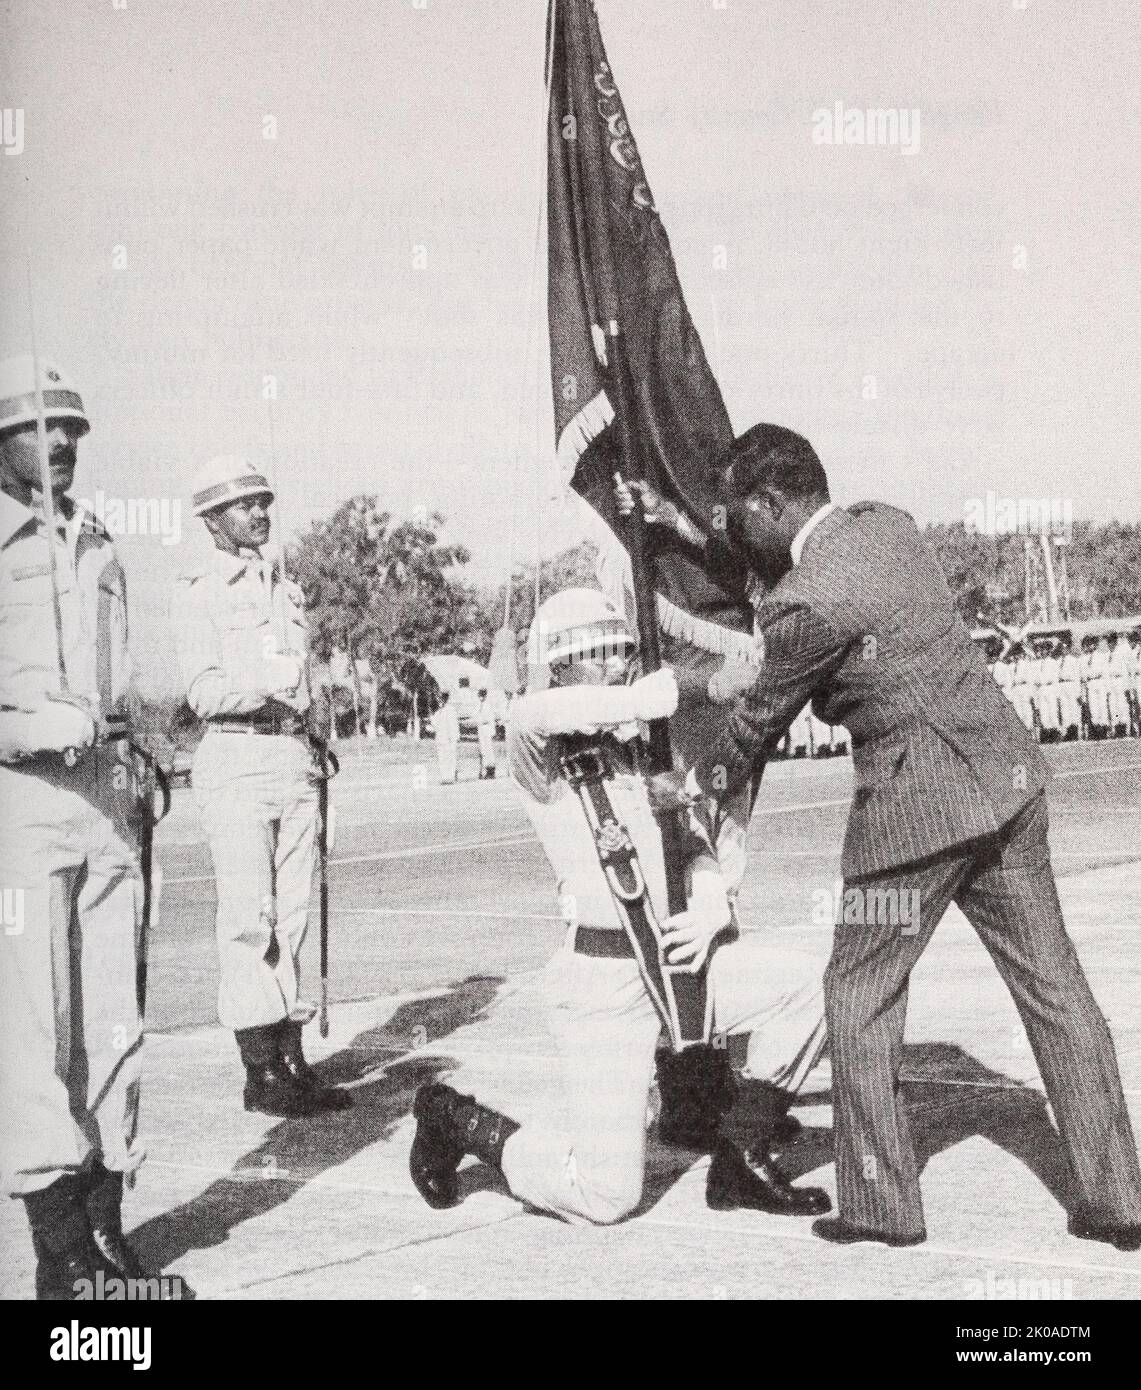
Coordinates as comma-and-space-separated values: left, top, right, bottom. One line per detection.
695, 503, 1048, 879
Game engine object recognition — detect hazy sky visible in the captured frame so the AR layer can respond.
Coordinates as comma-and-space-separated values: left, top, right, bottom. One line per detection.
3, 0, 1139, 679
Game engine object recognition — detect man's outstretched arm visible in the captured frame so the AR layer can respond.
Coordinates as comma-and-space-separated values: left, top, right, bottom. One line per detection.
693, 601, 849, 797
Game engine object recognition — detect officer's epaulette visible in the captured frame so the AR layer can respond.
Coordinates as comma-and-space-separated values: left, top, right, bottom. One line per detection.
175, 562, 211, 587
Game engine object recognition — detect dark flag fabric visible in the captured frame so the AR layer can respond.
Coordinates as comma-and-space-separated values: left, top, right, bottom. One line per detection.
546, 0, 757, 712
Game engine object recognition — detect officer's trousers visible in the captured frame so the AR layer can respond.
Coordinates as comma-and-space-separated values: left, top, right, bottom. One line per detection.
1057, 681, 1082, 733
0, 751, 143, 1197
477, 724, 496, 774
436, 736, 458, 784
1035, 685, 1060, 734
192, 729, 318, 1031
500, 931, 825, 1225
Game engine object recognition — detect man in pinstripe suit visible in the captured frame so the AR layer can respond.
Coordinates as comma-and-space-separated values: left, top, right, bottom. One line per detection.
646, 422, 1141, 1250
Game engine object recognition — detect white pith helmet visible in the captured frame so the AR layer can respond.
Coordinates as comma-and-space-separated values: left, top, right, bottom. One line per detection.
0, 355, 90, 436
192, 455, 274, 516
527, 587, 636, 668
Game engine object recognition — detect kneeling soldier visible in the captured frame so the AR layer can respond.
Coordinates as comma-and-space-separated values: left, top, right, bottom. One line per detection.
173, 456, 349, 1118
410, 589, 828, 1224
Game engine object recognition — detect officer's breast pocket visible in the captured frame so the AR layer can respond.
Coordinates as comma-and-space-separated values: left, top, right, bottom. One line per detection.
4, 563, 65, 606
216, 598, 274, 661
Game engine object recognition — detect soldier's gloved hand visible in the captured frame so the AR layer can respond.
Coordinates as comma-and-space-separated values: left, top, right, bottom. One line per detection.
25, 698, 97, 754
261, 654, 304, 697
708, 657, 759, 706
661, 904, 727, 974
631, 667, 678, 722
645, 767, 695, 813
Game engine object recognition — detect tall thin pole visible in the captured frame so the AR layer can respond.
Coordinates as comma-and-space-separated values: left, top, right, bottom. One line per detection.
26, 258, 69, 693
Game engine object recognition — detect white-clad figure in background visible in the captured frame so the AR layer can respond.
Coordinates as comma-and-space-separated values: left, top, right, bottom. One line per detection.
1056, 634, 1083, 740
1106, 634, 1131, 737
476, 687, 497, 779
1033, 640, 1061, 742
1083, 637, 1111, 738
1007, 644, 1037, 735
433, 691, 460, 784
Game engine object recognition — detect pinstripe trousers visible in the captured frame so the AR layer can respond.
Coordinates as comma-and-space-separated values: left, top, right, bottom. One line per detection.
824, 792, 1141, 1238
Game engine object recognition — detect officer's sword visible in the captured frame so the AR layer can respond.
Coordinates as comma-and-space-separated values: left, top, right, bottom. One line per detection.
26, 259, 87, 766
26, 264, 69, 692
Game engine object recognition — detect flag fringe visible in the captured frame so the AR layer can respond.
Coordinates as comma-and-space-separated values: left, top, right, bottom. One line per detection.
555, 388, 615, 481
572, 494, 759, 664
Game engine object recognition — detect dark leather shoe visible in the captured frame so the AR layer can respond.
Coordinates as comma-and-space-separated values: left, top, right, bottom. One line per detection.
706, 1139, 831, 1216
277, 1022, 352, 1111
32, 1230, 122, 1302
243, 1060, 328, 1118
812, 1216, 925, 1248
1067, 1213, 1141, 1251
410, 1083, 466, 1209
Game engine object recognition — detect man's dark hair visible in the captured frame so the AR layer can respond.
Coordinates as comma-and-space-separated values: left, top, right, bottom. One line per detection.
723, 423, 828, 503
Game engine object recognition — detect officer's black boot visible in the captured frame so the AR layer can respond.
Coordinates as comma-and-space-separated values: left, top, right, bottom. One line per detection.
236, 1024, 325, 1118
275, 1020, 352, 1111
84, 1162, 196, 1300
656, 1044, 738, 1150
22, 1174, 121, 1301
706, 1083, 830, 1217
410, 1082, 520, 1210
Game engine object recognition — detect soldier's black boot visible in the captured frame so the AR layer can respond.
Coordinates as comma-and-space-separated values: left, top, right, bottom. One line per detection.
275, 1020, 352, 1111
410, 1082, 520, 1210
706, 1083, 830, 1217
84, 1163, 196, 1300
236, 1024, 325, 1118
656, 1044, 738, 1150
23, 1174, 121, 1300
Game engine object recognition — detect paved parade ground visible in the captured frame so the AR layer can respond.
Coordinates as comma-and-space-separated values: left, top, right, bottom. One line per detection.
3, 737, 1139, 1300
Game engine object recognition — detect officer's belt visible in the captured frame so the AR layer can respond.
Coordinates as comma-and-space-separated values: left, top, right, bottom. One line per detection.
559, 733, 712, 1051
573, 926, 636, 959
209, 712, 306, 736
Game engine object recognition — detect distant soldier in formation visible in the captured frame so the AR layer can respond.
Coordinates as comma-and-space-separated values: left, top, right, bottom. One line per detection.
1106, 633, 1132, 738
476, 687, 497, 779
432, 690, 460, 783
0, 356, 179, 1298
1130, 630, 1141, 736
1006, 642, 1037, 734
1032, 638, 1061, 742
173, 455, 350, 1119
1082, 635, 1111, 739
1056, 633, 1083, 741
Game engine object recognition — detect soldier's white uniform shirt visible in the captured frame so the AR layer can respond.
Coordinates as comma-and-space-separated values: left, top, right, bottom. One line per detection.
172, 546, 309, 719
172, 545, 319, 1032
0, 489, 142, 1196
498, 683, 825, 1225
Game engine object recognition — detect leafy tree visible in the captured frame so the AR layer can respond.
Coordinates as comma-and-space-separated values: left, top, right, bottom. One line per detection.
290, 496, 479, 723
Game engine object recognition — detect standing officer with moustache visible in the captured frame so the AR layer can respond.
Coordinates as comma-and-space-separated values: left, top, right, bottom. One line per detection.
0, 356, 181, 1298
173, 456, 349, 1118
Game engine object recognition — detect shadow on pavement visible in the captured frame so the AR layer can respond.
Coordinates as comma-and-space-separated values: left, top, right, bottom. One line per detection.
642, 1040, 1075, 1216
130, 975, 503, 1272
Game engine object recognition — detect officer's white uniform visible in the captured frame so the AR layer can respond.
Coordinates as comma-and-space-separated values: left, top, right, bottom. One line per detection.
476, 692, 497, 776
172, 482, 318, 1033
432, 696, 459, 783
1057, 648, 1083, 735
496, 684, 825, 1226
1083, 644, 1110, 733
1107, 640, 1131, 732
0, 365, 143, 1200
1033, 651, 1061, 736
1008, 653, 1037, 733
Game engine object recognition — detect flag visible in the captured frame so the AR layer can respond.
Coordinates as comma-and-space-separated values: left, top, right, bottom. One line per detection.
546, 0, 755, 701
